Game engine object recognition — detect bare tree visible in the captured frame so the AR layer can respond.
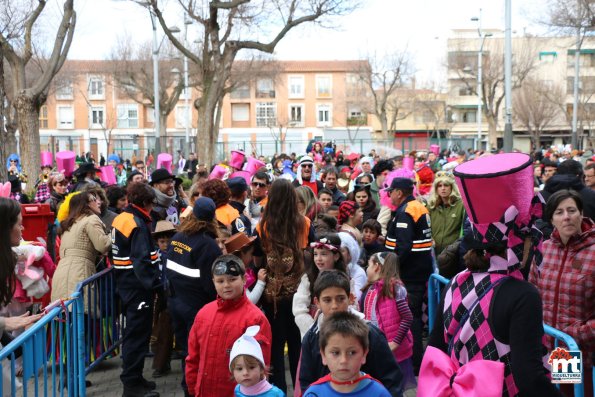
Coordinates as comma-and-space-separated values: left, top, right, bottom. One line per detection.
0, 0, 76, 182
0, 49, 19, 182
513, 77, 564, 150
353, 51, 413, 141
146, 0, 358, 166
414, 90, 449, 144
449, 38, 537, 148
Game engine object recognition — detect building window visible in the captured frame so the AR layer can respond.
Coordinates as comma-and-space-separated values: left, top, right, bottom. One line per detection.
117, 104, 139, 128
56, 79, 73, 100
176, 105, 191, 128
288, 75, 305, 98
256, 79, 275, 99
39, 106, 48, 129
88, 76, 105, 99
347, 106, 365, 126
256, 102, 276, 127
316, 75, 332, 98
458, 86, 473, 96
90, 106, 105, 128
57, 106, 74, 129
231, 84, 250, 99
316, 103, 332, 127
462, 110, 477, 123
232, 103, 250, 122
289, 104, 304, 127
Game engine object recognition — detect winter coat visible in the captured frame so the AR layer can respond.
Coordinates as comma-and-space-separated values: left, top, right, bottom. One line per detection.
185, 293, 272, 397
530, 218, 595, 368
51, 214, 111, 301
428, 200, 465, 255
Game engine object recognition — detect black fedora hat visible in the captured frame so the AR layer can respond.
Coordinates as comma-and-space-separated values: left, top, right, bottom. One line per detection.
75, 162, 101, 176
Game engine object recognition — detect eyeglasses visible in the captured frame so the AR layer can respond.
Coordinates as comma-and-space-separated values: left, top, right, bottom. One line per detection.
302, 164, 313, 169
9, 160, 17, 163
212, 260, 243, 276
251, 182, 266, 188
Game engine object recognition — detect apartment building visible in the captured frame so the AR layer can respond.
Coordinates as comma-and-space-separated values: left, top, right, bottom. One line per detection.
38, 59, 373, 161
447, 30, 595, 151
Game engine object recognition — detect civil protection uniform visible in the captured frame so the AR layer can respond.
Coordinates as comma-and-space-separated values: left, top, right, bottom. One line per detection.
385, 195, 433, 373
111, 204, 161, 388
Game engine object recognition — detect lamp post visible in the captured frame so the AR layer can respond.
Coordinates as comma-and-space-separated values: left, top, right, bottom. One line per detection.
471, 9, 492, 151
149, 10, 162, 155
183, 14, 192, 159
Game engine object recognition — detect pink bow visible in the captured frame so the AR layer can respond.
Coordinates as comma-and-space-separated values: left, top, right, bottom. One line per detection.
418, 346, 504, 397
18, 253, 43, 281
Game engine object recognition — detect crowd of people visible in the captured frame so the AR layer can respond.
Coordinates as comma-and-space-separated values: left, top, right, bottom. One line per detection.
0, 141, 593, 397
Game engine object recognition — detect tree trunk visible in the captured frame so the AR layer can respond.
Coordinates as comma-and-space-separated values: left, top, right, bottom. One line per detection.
380, 113, 389, 143
534, 130, 541, 152
159, 115, 168, 153
486, 116, 498, 150
195, 97, 218, 167
14, 94, 41, 193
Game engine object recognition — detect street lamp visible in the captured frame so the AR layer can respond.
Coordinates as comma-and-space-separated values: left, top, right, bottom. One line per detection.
471, 9, 492, 151
183, 14, 192, 159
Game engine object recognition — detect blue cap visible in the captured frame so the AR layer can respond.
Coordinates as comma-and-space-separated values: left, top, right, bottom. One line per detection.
384, 177, 414, 192
193, 197, 216, 221
226, 177, 249, 194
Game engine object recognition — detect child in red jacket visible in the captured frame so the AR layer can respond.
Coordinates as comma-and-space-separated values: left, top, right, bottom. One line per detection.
185, 254, 272, 397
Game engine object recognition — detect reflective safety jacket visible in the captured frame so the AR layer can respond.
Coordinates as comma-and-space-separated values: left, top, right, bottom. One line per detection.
111, 205, 161, 291
385, 195, 433, 284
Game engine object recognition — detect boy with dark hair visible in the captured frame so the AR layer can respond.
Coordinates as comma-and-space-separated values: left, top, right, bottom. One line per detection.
303, 311, 391, 396
326, 204, 340, 220
299, 270, 403, 397
361, 219, 384, 267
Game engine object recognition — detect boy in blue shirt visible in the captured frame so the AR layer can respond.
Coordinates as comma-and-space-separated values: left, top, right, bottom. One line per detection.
303, 311, 391, 396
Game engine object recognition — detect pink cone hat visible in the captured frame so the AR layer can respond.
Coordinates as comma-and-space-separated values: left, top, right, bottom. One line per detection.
99, 166, 117, 186
430, 145, 440, 156
157, 153, 173, 173
402, 156, 414, 170
230, 170, 251, 185
40, 151, 53, 168
245, 157, 265, 176
209, 165, 227, 180
230, 150, 246, 169
56, 151, 76, 177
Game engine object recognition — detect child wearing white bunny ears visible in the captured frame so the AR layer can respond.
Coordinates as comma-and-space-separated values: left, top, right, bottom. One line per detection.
229, 325, 284, 397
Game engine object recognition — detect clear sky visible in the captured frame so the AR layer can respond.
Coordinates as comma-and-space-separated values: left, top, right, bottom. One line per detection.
61, 0, 547, 86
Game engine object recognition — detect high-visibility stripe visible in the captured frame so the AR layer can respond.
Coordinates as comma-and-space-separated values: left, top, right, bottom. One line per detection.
412, 241, 433, 249
166, 259, 201, 278
411, 247, 432, 252
113, 256, 130, 261
113, 264, 133, 269
113, 259, 132, 266
385, 240, 396, 248
412, 238, 432, 244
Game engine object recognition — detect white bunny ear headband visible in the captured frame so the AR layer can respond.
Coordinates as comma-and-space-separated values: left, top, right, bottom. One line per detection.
0, 182, 11, 198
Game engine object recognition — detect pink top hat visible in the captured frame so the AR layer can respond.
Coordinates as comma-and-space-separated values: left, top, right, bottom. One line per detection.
157, 153, 173, 173
230, 150, 246, 169
454, 153, 533, 226
99, 166, 117, 186
55, 151, 76, 177
430, 144, 440, 156
40, 152, 53, 168
209, 165, 227, 180
245, 157, 265, 176
230, 171, 251, 185
402, 156, 414, 171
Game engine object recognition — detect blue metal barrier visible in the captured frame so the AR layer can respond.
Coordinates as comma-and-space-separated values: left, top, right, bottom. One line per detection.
0, 295, 85, 396
427, 273, 591, 396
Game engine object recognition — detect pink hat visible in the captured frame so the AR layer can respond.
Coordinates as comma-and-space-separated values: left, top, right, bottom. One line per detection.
40, 152, 53, 168
56, 151, 76, 177
230, 170, 251, 185
454, 153, 533, 228
209, 165, 227, 180
157, 153, 173, 173
230, 150, 246, 169
245, 157, 265, 176
99, 166, 117, 186
430, 145, 440, 156
402, 156, 414, 170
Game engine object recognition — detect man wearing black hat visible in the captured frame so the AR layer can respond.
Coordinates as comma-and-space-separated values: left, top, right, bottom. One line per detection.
384, 177, 433, 375
226, 177, 252, 236
150, 169, 183, 228
72, 162, 101, 192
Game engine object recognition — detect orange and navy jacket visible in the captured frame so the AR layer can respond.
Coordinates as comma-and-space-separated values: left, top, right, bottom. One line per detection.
385, 195, 433, 283
111, 205, 161, 291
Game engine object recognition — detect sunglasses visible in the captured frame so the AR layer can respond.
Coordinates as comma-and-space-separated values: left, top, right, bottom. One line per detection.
251, 182, 266, 188
9, 160, 17, 163
212, 260, 244, 277
302, 164, 313, 169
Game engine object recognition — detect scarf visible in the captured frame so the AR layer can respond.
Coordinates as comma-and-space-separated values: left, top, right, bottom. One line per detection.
238, 378, 273, 396
153, 188, 175, 208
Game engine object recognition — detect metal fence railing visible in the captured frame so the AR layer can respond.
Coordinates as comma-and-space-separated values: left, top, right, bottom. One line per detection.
427, 273, 591, 397
0, 263, 122, 396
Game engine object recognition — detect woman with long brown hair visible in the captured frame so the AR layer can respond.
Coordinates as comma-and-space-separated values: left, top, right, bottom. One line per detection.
51, 191, 111, 301
254, 179, 314, 394
165, 196, 222, 396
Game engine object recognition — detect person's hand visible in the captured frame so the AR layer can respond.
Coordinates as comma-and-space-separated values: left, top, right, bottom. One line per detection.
257, 268, 267, 281
388, 341, 399, 351
4, 312, 44, 332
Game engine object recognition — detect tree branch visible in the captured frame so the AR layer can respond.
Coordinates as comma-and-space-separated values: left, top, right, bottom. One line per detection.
23, 0, 46, 64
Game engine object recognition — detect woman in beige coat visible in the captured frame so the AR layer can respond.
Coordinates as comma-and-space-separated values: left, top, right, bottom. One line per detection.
51, 191, 111, 301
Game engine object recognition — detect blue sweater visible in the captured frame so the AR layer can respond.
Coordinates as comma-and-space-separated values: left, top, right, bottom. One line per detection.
304, 377, 391, 396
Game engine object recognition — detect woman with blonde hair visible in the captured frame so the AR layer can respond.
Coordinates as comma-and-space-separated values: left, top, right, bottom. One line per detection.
426, 171, 465, 256
51, 191, 111, 301
296, 185, 322, 221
